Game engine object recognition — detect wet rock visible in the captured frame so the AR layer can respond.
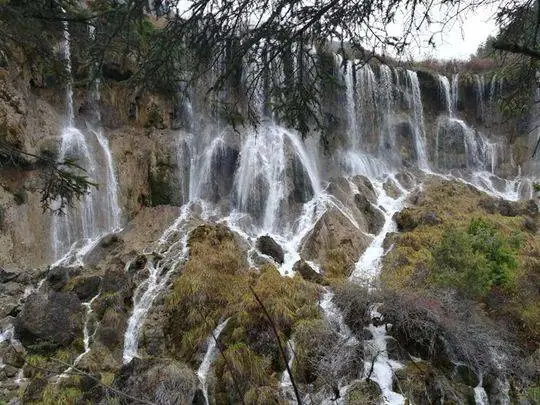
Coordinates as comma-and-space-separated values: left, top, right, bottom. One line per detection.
300, 207, 371, 278
347, 379, 381, 404
65, 275, 101, 302
208, 145, 239, 203
192, 388, 206, 405
113, 358, 198, 404
383, 178, 402, 199
256, 235, 284, 264
292, 260, 324, 284
46, 266, 69, 291
288, 155, 314, 204
454, 364, 480, 387
436, 119, 468, 169
15, 291, 83, 353
129, 254, 148, 272
0, 268, 17, 283
395, 121, 418, 166
396, 171, 415, 190
350, 175, 377, 203
354, 194, 385, 234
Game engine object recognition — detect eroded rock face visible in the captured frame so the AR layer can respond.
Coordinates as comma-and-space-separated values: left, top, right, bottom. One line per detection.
113, 358, 198, 404
15, 291, 83, 353
256, 235, 285, 264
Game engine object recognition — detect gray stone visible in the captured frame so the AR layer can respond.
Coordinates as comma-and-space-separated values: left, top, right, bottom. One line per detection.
46, 266, 69, 291
293, 260, 324, 284
15, 291, 83, 353
113, 358, 198, 404
256, 235, 285, 264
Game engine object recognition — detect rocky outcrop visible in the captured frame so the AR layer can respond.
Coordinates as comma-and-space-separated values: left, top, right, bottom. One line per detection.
112, 358, 199, 404
293, 260, 324, 284
15, 290, 83, 353
301, 206, 371, 278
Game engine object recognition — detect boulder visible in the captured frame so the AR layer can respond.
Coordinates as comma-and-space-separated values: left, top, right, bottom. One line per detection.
350, 175, 377, 203
354, 194, 385, 234
65, 275, 102, 302
300, 207, 371, 278
292, 260, 324, 284
256, 235, 285, 264
113, 358, 198, 404
15, 291, 83, 353
383, 178, 402, 199
0, 268, 17, 283
46, 266, 69, 291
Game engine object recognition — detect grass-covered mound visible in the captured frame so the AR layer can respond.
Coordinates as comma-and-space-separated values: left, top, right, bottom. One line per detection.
382, 179, 539, 345
163, 223, 323, 403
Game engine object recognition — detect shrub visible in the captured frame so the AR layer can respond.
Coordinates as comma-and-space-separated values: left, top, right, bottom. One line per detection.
431, 218, 519, 298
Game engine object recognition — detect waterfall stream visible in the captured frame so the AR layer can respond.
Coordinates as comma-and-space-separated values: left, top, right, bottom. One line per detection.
51, 20, 122, 262
197, 318, 230, 405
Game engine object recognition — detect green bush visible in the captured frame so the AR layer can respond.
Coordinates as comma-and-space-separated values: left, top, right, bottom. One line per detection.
431, 218, 519, 297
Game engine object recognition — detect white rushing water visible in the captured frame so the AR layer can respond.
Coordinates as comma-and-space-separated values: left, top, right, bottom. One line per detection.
123, 203, 197, 363
407, 70, 430, 171
197, 318, 230, 405
363, 305, 405, 405
51, 20, 122, 261
350, 177, 408, 284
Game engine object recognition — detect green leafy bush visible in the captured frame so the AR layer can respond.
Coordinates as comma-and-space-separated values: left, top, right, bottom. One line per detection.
431, 218, 519, 297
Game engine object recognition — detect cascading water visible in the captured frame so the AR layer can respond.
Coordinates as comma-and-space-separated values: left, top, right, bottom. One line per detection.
407, 70, 430, 170
197, 318, 230, 405
114, 47, 535, 405
51, 21, 122, 262
438, 74, 453, 115
123, 204, 195, 363
345, 60, 359, 150
451, 73, 460, 113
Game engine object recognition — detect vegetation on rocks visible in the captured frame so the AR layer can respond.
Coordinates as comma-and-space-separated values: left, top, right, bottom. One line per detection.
164, 223, 322, 400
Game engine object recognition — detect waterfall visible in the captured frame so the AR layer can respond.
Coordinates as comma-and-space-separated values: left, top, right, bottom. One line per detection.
350, 178, 408, 283
123, 205, 193, 363
474, 74, 486, 121
345, 60, 359, 150
197, 318, 230, 405
378, 65, 395, 156
363, 305, 405, 405
451, 73, 459, 113
407, 70, 430, 170
438, 74, 452, 115
51, 21, 122, 261
233, 122, 321, 232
